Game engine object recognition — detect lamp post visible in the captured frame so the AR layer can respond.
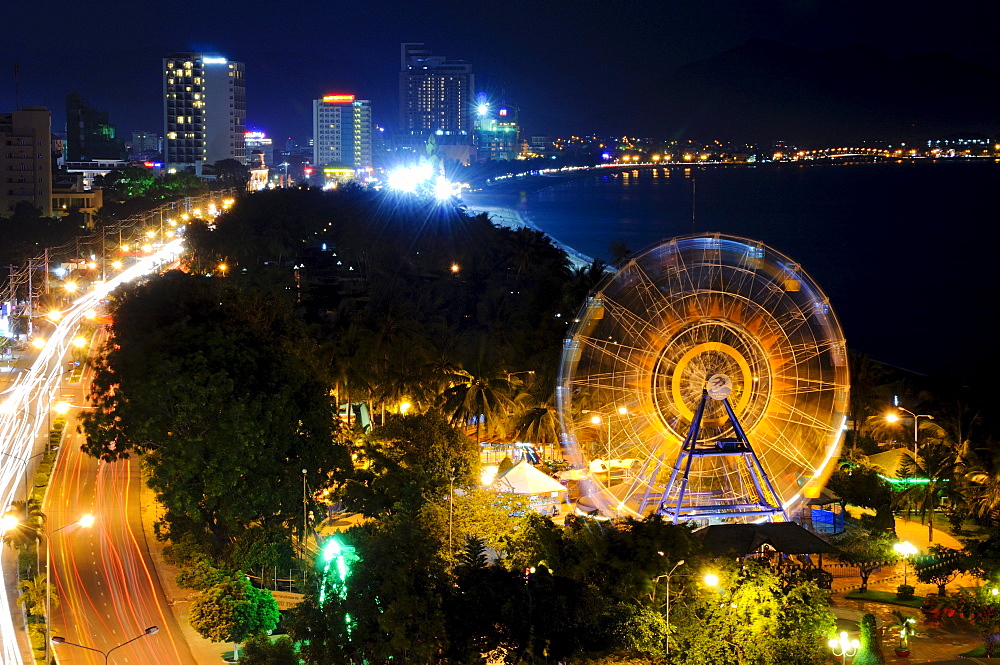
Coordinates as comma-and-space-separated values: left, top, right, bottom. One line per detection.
53, 625, 159, 664
651, 555, 685, 656
894, 541, 918, 586
887, 407, 933, 459
828, 631, 860, 664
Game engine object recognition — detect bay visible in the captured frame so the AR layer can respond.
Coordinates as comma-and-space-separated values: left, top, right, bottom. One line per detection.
466, 161, 1000, 374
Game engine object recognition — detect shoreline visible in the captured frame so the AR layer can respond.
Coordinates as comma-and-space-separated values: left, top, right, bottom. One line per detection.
462, 202, 594, 270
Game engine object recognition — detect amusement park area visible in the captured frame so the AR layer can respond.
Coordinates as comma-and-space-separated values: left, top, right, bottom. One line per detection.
7, 187, 1000, 665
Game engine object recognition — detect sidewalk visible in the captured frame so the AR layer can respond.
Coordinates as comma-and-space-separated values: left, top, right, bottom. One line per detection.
138, 480, 232, 664
829, 517, 985, 663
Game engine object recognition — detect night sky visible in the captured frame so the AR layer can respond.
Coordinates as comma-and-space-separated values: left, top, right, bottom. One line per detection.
2, 0, 998, 143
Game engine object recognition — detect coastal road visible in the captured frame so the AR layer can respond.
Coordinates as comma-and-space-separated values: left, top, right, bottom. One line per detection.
46, 381, 196, 665
0, 239, 187, 665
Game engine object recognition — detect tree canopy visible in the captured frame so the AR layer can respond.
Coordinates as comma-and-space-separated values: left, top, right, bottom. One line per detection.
81, 271, 350, 560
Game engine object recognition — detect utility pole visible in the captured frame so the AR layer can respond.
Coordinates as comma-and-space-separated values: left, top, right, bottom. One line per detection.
26, 258, 33, 337
43, 248, 49, 295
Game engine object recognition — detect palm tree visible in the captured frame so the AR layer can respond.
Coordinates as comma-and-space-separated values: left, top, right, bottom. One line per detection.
898, 435, 958, 543
509, 368, 561, 449
437, 368, 514, 445
17, 573, 56, 619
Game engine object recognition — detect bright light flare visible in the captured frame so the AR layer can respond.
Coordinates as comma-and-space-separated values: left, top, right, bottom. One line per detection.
83, 308, 97, 320
78, 514, 95, 528
72, 336, 86, 348
111, 261, 123, 270
47, 310, 63, 322
53, 401, 71, 415
64, 281, 78, 293
703, 573, 719, 587
0, 515, 17, 531
31, 338, 46, 349
433, 175, 454, 201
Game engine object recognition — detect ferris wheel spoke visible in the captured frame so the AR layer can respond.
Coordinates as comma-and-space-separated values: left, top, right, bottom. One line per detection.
770, 375, 843, 396
763, 429, 822, 469
576, 336, 653, 374
769, 400, 840, 434
618, 261, 677, 319
602, 295, 678, 347
776, 339, 844, 374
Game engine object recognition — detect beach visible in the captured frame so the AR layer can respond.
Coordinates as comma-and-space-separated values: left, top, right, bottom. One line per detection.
462, 194, 594, 271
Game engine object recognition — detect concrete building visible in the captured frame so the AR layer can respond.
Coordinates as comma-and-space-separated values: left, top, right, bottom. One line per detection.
399, 43, 474, 142
163, 52, 246, 172
66, 93, 127, 161
1, 107, 52, 216
129, 131, 161, 160
312, 95, 372, 181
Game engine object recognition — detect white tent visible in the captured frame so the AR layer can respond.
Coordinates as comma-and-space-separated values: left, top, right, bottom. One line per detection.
495, 460, 568, 516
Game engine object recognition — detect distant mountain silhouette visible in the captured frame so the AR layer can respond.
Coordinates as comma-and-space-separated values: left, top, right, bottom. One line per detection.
637, 38, 1000, 144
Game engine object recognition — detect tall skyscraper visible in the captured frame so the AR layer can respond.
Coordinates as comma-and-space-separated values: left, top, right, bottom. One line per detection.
66, 93, 126, 162
0, 107, 52, 216
399, 43, 474, 138
163, 52, 246, 171
313, 94, 372, 177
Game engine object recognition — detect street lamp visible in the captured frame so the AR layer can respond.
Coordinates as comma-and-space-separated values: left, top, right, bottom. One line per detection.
887, 407, 933, 459
828, 631, 860, 664
894, 541, 918, 586
703, 572, 719, 588
53, 625, 159, 663
651, 555, 685, 656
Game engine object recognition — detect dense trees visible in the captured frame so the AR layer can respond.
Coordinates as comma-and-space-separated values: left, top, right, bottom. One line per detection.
81, 271, 350, 562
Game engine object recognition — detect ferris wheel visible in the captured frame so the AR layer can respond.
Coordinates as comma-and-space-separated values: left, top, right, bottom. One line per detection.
557, 234, 849, 522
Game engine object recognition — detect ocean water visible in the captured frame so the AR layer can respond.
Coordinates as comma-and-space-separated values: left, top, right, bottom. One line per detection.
467, 161, 1000, 373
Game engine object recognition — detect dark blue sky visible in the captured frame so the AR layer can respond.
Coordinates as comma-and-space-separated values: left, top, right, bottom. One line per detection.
2, 0, 997, 142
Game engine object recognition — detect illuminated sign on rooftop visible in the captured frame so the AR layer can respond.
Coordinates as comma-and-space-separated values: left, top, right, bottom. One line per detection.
322, 94, 355, 103
245, 131, 266, 138
203, 56, 228, 64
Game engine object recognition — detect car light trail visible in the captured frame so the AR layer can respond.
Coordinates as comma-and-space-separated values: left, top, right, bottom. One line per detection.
0, 238, 184, 665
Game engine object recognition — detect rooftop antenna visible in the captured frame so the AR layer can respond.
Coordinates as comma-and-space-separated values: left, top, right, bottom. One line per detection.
14, 61, 22, 110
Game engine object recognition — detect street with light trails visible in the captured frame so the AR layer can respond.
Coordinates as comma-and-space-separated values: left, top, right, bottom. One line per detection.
0, 239, 186, 665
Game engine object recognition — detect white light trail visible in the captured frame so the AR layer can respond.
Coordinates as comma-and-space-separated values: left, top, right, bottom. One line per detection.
0, 239, 184, 665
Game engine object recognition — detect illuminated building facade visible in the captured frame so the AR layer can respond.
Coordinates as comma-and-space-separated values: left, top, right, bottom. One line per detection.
399, 43, 474, 139
0, 107, 52, 216
163, 52, 246, 171
66, 93, 126, 161
312, 95, 372, 175
474, 104, 519, 161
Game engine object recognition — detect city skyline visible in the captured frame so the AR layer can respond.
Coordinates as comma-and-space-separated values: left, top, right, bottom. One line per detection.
1, 0, 998, 145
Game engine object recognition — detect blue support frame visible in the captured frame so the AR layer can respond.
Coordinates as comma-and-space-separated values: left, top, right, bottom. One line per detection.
657, 390, 787, 523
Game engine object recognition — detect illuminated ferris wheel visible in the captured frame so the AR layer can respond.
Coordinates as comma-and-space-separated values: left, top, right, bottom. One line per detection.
557, 234, 849, 522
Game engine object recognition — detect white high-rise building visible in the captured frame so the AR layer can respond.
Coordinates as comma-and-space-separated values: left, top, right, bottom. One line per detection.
312, 94, 372, 177
399, 43, 474, 137
163, 52, 246, 171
